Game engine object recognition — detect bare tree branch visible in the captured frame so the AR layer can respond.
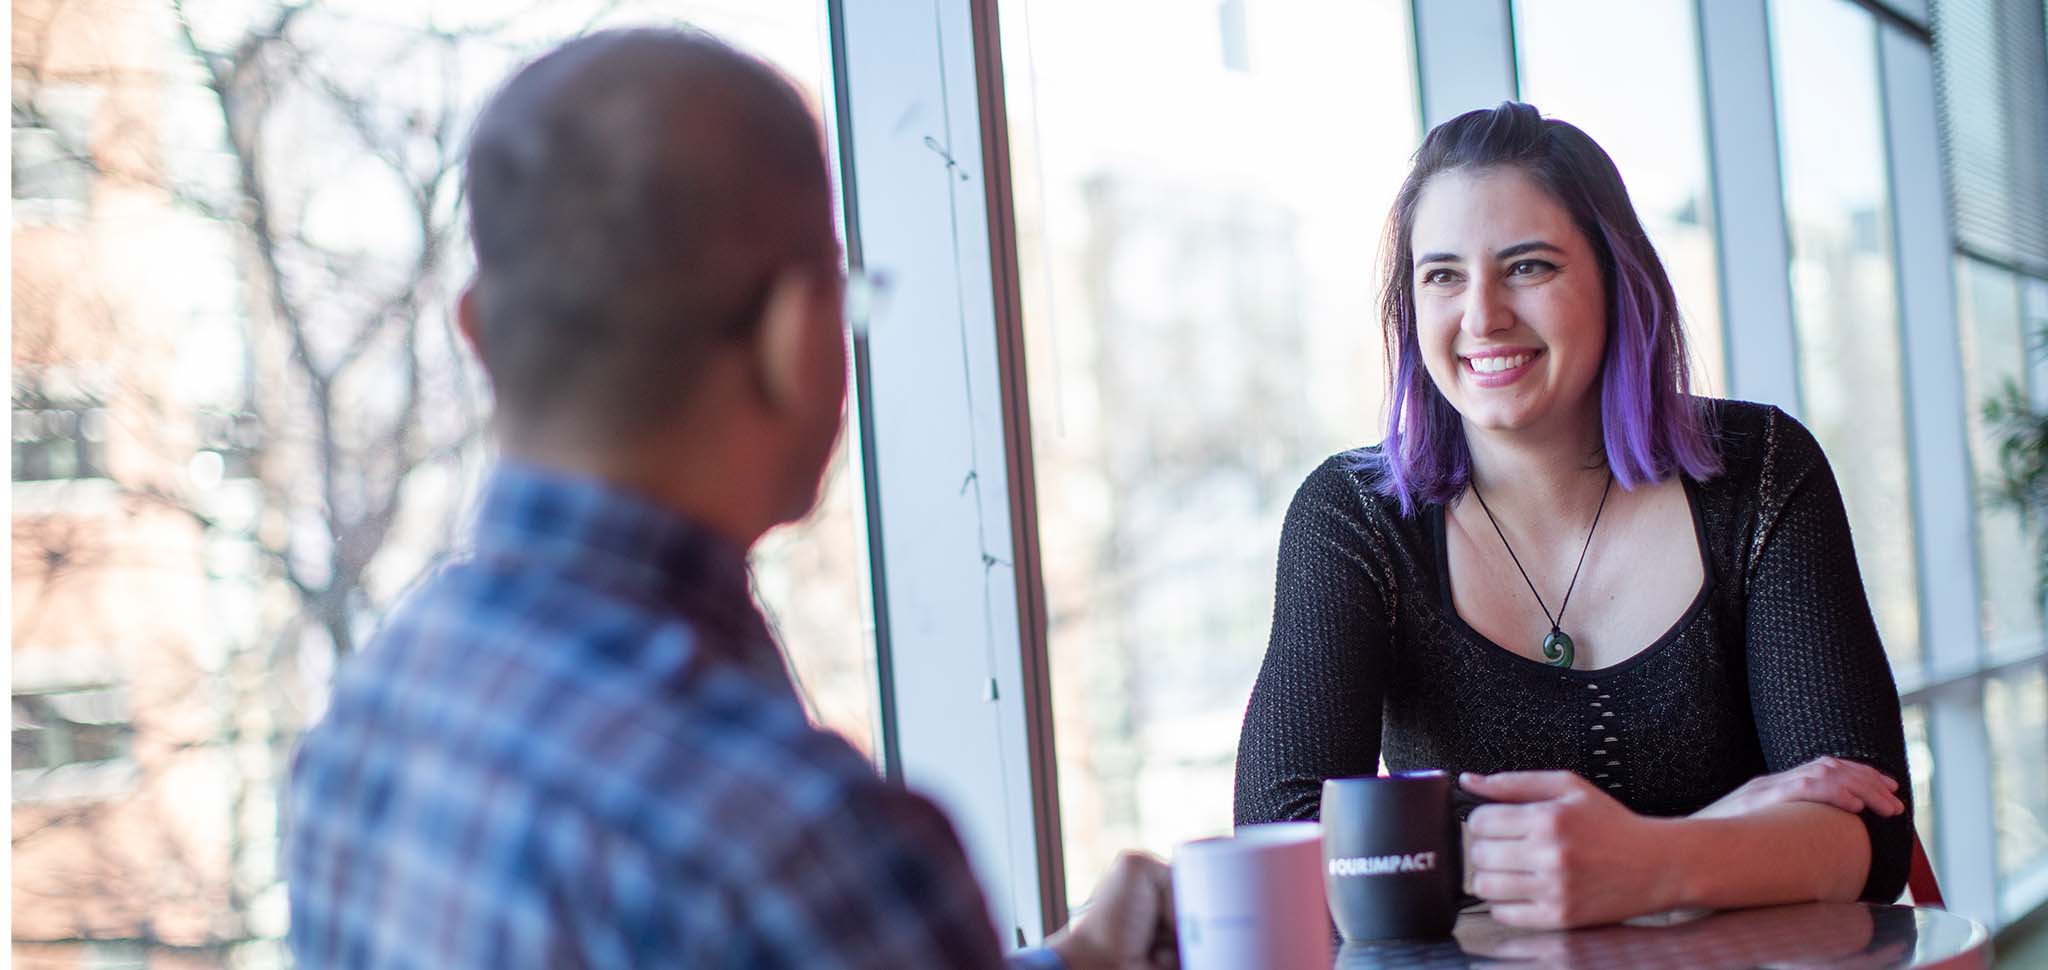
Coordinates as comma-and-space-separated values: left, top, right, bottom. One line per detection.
14, 0, 498, 956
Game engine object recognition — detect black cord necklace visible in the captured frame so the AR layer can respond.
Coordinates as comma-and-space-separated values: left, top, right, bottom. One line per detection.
1468, 472, 1614, 669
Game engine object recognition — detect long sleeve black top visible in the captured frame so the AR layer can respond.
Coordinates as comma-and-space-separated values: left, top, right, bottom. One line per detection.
1233, 399, 1913, 902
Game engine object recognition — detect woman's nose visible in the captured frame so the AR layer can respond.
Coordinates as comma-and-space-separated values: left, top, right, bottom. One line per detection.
1461, 281, 1512, 337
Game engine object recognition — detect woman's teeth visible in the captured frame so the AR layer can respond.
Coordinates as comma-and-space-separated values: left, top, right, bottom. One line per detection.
1469, 353, 1533, 374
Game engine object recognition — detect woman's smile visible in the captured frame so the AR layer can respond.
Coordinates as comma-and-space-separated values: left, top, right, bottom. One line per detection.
1462, 348, 1544, 387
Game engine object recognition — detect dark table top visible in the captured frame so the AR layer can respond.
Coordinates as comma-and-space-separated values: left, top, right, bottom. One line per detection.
1333, 902, 1992, 969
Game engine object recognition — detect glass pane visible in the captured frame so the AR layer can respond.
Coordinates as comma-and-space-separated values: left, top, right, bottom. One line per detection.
1987, 667, 2048, 881
10, 5, 872, 968
1513, 0, 1726, 395
1902, 702, 1937, 878
753, 438, 883, 758
1955, 257, 2045, 651
1000, 0, 1421, 902
1769, 0, 1922, 672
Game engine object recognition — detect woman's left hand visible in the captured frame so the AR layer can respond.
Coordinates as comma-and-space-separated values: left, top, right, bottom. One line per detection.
1461, 770, 1685, 929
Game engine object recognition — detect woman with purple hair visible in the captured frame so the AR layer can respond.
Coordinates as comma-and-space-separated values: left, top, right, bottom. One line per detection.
1234, 102, 1913, 928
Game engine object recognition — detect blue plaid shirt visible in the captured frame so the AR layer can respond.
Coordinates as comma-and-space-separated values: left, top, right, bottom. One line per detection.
287, 463, 1064, 969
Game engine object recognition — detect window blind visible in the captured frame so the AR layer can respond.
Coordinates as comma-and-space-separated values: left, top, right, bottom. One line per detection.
1930, 0, 2048, 277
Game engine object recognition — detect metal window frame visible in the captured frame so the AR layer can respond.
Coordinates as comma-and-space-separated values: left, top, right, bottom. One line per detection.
828, 0, 1064, 945
1852, 0, 1935, 38
1411, 0, 1517, 127
1699, 0, 1805, 412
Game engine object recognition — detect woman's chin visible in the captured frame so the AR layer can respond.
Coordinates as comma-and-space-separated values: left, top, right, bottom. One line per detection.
1454, 383, 1598, 441
1457, 402, 1544, 435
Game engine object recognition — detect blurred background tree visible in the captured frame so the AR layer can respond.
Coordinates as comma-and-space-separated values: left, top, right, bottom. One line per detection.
12, 0, 503, 961
13, 5, 867, 965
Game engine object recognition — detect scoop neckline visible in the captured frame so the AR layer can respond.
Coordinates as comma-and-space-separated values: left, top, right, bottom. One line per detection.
1428, 477, 1717, 679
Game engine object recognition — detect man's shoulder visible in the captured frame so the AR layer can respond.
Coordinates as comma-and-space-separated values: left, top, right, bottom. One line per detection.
306, 553, 889, 860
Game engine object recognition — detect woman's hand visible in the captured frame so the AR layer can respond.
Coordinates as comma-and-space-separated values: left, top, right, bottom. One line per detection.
1690, 756, 1904, 821
1461, 770, 1686, 929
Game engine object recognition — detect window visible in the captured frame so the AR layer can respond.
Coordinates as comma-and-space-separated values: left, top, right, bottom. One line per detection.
752, 436, 883, 758
11, 82, 99, 220
12, 687, 133, 773
999, 0, 1421, 901
1514, 0, 1727, 393
1987, 666, 2048, 886
1902, 703, 1937, 871
1956, 256, 2045, 651
1770, 0, 1923, 672
11, 126, 92, 209
193, 408, 263, 484
84, 942, 148, 970
9, 3, 877, 965
11, 685, 137, 805
1930, 0, 2048, 280
12, 390, 108, 482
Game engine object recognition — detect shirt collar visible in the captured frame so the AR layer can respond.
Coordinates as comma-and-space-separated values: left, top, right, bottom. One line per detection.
469, 461, 780, 675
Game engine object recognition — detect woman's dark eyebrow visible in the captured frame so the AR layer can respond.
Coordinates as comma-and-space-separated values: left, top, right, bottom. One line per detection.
1497, 240, 1566, 259
1416, 241, 1564, 266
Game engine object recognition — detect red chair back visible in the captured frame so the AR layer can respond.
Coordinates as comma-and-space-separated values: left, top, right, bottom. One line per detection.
1908, 832, 1944, 909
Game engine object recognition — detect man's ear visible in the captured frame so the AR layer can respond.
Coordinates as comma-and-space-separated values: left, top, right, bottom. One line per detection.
750, 264, 831, 415
455, 282, 487, 363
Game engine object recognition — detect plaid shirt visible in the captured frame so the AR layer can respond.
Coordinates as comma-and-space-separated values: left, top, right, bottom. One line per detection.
287, 463, 1063, 969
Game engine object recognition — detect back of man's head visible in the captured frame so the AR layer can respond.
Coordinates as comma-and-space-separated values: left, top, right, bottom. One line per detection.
463, 28, 834, 445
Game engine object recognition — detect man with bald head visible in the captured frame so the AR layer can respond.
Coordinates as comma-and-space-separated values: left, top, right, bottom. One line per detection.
285, 28, 1174, 970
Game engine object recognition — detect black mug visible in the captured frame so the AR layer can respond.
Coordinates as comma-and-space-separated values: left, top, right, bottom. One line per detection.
1320, 771, 1481, 941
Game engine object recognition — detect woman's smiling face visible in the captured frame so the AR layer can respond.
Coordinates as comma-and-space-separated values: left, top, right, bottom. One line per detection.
1409, 165, 1608, 440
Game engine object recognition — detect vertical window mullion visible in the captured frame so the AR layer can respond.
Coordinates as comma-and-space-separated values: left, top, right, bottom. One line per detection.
1698, 0, 1804, 412
1411, 0, 1516, 127
830, 0, 1061, 944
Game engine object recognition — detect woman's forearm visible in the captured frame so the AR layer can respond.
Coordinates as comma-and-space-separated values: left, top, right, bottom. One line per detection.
1663, 802, 1872, 909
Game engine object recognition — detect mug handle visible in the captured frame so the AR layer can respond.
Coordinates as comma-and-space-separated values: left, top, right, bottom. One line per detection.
1449, 781, 1494, 910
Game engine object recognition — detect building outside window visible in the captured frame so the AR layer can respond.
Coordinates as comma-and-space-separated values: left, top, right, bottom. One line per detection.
1768, 0, 1923, 674
999, 0, 1419, 901
12, 388, 108, 483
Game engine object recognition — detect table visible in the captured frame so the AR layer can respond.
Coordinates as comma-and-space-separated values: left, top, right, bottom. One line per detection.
1333, 902, 1991, 969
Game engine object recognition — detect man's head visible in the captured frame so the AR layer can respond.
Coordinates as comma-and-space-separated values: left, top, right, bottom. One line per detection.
459, 28, 845, 533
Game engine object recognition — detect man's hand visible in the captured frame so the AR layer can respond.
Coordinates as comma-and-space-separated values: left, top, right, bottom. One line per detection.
1044, 851, 1178, 970
1461, 770, 1683, 930
1690, 756, 1903, 821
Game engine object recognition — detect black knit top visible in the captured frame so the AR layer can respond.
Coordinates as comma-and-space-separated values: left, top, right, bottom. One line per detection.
1233, 399, 1913, 902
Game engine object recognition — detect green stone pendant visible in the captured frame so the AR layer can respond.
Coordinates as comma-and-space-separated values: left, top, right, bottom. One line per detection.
1541, 629, 1575, 669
